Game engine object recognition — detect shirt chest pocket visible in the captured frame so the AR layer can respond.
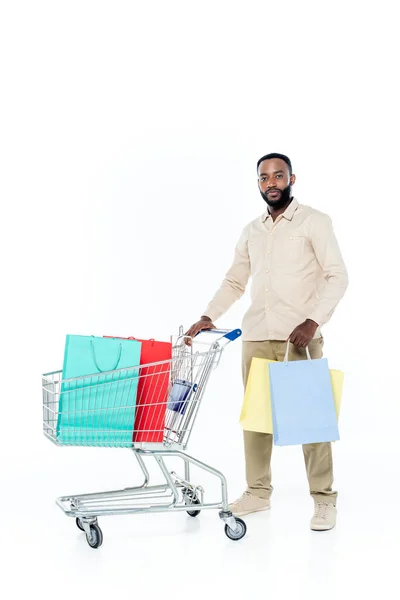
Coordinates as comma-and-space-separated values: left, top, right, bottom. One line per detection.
272, 234, 308, 267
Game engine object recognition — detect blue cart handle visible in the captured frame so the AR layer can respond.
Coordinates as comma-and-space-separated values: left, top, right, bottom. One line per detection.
194, 328, 242, 342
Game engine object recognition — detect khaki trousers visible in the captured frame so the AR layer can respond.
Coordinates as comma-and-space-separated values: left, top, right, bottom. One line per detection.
242, 339, 337, 504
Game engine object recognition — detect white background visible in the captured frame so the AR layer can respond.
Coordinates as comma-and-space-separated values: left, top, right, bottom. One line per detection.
1, 1, 399, 599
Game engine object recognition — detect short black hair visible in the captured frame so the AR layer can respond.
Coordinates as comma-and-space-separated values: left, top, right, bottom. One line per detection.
257, 153, 292, 175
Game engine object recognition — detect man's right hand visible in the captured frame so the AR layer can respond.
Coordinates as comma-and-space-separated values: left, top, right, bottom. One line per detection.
184, 316, 216, 346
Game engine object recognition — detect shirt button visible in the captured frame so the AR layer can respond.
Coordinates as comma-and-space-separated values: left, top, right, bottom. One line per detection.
266, 308, 270, 311
265, 269, 269, 273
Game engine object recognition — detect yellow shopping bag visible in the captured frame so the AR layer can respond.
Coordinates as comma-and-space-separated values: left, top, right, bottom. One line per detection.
239, 357, 344, 434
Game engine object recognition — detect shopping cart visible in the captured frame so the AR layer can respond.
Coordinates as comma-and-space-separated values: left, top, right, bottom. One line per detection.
42, 327, 247, 548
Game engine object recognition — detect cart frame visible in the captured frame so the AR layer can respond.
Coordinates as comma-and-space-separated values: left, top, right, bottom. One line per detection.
42, 327, 247, 547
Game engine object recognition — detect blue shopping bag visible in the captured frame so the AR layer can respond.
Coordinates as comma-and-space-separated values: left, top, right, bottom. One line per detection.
57, 335, 142, 446
269, 343, 339, 446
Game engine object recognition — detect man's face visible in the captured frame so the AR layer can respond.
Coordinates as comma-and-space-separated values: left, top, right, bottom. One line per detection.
258, 158, 295, 209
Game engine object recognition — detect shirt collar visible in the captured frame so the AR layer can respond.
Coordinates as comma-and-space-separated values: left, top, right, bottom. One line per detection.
262, 197, 299, 223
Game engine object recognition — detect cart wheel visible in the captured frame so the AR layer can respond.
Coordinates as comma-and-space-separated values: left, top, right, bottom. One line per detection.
225, 518, 247, 541
185, 496, 201, 518
86, 523, 103, 549
76, 518, 85, 532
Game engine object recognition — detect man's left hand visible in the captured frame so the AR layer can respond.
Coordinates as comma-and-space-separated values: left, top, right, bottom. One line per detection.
287, 319, 319, 348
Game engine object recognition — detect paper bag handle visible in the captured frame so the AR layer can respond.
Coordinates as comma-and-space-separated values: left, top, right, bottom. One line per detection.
90, 340, 123, 373
284, 341, 312, 364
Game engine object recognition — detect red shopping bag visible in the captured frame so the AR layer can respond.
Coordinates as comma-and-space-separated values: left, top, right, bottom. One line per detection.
104, 336, 172, 442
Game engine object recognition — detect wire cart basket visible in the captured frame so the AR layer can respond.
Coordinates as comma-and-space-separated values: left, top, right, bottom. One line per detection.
42, 327, 247, 548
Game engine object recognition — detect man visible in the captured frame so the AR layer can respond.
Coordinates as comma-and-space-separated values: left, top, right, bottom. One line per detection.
185, 152, 348, 531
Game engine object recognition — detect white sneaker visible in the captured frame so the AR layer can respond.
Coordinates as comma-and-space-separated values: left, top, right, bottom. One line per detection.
310, 502, 337, 531
228, 491, 271, 516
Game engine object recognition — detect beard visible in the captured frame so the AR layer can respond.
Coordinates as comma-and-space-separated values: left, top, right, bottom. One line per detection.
260, 184, 292, 210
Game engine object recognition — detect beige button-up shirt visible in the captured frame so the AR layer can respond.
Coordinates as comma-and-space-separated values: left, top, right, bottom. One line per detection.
203, 198, 348, 341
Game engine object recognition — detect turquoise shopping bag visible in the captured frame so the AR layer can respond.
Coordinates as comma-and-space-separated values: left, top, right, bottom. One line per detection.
57, 335, 142, 446
269, 343, 340, 446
